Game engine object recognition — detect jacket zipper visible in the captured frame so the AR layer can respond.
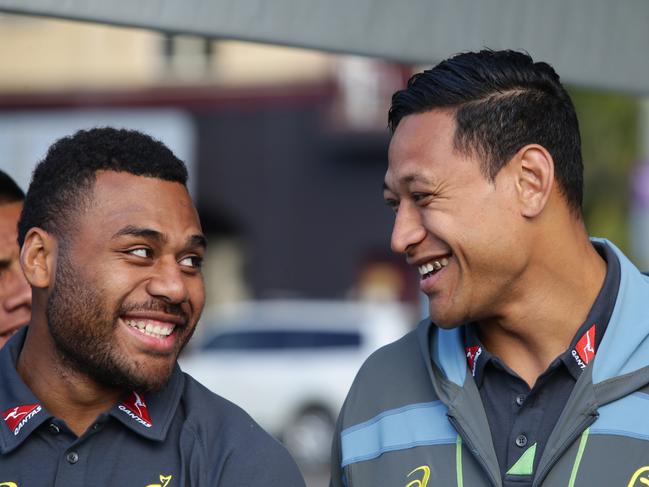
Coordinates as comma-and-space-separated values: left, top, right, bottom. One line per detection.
532, 413, 598, 486
448, 415, 500, 487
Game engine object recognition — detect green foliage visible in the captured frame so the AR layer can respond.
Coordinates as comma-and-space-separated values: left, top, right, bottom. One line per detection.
569, 88, 640, 253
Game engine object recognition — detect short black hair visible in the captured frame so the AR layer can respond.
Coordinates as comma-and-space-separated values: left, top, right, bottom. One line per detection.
389, 49, 583, 213
0, 170, 25, 205
18, 127, 188, 246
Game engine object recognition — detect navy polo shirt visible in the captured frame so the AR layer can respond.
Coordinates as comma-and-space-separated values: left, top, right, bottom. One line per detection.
464, 242, 620, 486
0, 327, 306, 486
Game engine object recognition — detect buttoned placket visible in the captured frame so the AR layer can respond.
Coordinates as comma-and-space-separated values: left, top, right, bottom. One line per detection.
49, 417, 107, 486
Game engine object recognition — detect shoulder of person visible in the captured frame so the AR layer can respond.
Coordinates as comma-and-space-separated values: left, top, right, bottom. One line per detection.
179, 371, 269, 437
178, 372, 306, 486
339, 323, 440, 423
352, 324, 426, 390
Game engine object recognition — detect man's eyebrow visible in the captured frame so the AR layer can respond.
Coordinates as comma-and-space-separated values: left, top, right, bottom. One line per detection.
113, 226, 207, 250
188, 234, 207, 250
401, 173, 435, 186
112, 225, 166, 244
383, 174, 435, 193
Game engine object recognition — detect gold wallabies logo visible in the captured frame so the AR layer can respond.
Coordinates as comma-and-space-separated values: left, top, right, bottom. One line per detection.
405, 466, 430, 487
628, 466, 649, 487
0, 483, 18, 487
146, 475, 172, 487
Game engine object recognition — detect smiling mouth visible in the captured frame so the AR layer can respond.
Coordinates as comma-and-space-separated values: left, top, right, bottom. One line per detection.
124, 319, 175, 339
418, 257, 450, 280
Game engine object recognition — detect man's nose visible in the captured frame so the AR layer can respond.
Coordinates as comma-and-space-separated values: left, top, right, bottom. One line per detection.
146, 258, 190, 304
390, 203, 426, 255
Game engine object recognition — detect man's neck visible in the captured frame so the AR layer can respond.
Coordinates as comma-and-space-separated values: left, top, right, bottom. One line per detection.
16, 323, 123, 437
477, 237, 607, 388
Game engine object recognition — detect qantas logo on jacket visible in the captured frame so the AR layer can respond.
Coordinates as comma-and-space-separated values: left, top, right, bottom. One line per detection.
118, 392, 152, 428
2, 404, 42, 436
571, 324, 596, 369
465, 346, 482, 376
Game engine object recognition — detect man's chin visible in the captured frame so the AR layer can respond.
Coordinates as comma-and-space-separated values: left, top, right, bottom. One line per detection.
428, 306, 466, 329
136, 373, 173, 393
115, 364, 175, 393
79, 357, 175, 393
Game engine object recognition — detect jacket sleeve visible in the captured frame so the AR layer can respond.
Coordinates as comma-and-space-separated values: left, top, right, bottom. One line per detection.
330, 407, 348, 487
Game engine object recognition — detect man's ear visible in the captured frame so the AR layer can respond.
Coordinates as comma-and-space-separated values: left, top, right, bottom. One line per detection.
513, 144, 555, 218
20, 228, 57, 289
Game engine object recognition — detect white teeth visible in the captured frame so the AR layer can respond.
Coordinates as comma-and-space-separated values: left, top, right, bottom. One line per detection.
418, 257, 450, 277
125, 319, 174, 338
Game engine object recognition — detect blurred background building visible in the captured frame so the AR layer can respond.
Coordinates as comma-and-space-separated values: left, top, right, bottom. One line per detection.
0, 6, 646, 483
0, 12, 644, 310
0, 14, 423, 311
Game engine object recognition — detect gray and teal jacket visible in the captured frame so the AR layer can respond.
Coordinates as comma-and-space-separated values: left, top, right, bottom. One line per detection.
331, 240, 649, 487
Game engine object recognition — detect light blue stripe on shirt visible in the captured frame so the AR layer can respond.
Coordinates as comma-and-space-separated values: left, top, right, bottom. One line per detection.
341, 401, 456, 467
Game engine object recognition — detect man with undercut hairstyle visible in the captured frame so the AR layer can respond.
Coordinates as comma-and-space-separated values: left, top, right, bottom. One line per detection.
331, 50, 649, 487
0, 127, 305, 486
0, 171, 31, 346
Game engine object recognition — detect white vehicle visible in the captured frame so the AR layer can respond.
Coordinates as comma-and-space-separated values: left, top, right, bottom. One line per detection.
180, 300, 414, 467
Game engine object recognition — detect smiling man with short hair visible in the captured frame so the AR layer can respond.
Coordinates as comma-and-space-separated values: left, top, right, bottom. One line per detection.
331, 50, 649, 487
0, 128, 305, 486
